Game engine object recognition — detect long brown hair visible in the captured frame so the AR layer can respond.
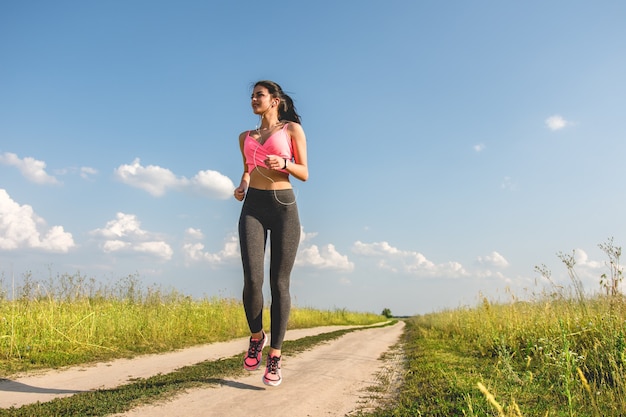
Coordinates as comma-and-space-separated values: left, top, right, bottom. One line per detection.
254, 80, 302, 124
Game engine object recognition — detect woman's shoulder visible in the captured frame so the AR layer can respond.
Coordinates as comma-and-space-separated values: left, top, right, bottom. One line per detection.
284, 121, 304, 134
284, 121, 305, 140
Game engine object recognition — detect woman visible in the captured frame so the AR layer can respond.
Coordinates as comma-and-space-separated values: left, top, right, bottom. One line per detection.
233, 80, 308, 386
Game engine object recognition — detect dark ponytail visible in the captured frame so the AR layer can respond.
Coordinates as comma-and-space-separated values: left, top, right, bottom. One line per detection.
254, 80, 302, 124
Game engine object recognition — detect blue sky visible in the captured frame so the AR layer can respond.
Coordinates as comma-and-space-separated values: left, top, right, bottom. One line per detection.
1, 1, 625, 316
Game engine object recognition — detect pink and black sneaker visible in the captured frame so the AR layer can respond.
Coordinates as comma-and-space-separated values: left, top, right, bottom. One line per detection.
243, 331, 266, 371
262, 354, 282, 386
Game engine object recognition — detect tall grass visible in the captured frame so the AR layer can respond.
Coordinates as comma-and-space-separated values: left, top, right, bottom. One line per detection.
361, 238, 626, 417
434, 294, 626, 416
460, 239, 626, 416
0, 272, 383, 376
289, 306, 383, 327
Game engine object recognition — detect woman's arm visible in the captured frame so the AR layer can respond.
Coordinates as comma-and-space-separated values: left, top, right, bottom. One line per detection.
233, 131, 250, 201
284, 122, 308, 182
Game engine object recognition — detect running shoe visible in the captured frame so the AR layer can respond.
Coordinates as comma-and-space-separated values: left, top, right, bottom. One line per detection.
263, 354, 282, 386
243, 331, 267, 371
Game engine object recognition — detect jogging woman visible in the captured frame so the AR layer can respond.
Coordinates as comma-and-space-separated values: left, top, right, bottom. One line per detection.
233, 80, 308, 386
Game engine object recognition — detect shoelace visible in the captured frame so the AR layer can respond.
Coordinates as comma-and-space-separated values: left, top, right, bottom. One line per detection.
267, 356, 280, 374
248, 338, 263, 357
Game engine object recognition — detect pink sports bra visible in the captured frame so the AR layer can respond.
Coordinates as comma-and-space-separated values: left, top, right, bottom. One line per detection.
243, 123, 293, 174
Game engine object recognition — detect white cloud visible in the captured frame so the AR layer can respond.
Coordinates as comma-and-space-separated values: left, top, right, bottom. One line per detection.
114, 158, 234, 199
114, 159, 182, 197
135, 241, 173, 259
0, 189, 74, 252
90, 212, 172, 261
296, 244, 355, 271
0, 152, 60, 185
352, 241, 401, 256
573, 249, 603, 269
185, 227, 204, 240
182, 225, 354, 272
571, 248, 626, 293
80, 167, 98, 180
352, 241, 468, 278
103, 240, 130, 252
476, 251, 510, 268
541, 248, 619, 291
182, 234, 239, 266
92, 212, 147, 238
545, 115, 570, 131
54, 166, 98, 180
474, 143, 485, 152
189, 170, 237, 199
295, 227, 353, 271
300, 228, 318, 243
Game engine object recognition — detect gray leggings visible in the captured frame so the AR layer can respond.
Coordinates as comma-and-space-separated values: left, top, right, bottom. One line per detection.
238, 188, 301, 350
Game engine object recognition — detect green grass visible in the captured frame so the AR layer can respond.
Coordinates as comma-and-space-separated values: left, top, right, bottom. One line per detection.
0, 325, 396, 417
357, 240, 626, 416
0, 272, 384, 375
5, 239, 625, 416
357, 297, 626, 417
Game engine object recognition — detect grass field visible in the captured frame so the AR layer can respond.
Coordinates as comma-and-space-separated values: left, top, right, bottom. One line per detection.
3, 238, 625, 416
0, 324, 395, 417
358, 240, 626, 416
0, 272, 384, 376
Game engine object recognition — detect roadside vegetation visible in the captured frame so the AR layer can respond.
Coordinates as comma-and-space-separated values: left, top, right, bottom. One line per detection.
4, 237, 625, 416
0, 323, 395, 417
359, 238, 626, 416
0, 272, 384, 376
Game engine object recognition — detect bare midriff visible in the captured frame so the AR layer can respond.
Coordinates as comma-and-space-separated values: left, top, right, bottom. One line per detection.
249, 167, 292, 190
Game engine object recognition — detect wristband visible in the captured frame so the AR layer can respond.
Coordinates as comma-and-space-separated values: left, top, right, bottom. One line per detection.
283, 158, 288, 169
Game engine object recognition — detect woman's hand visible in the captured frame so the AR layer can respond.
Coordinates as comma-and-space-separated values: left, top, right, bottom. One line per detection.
234, 183, 247, 201
264, 154, 286, 171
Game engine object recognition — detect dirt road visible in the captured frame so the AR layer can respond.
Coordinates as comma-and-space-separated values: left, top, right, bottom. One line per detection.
1, 321, 405, 416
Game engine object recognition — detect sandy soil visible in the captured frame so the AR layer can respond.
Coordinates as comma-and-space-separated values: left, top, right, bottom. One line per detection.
1, 322, 404, 416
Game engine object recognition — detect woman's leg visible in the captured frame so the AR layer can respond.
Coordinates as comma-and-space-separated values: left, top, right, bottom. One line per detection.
268, 194, 301, 351
239, 206, 268, 334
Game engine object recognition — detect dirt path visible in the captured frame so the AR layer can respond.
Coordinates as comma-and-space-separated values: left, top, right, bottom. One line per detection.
1, 322, 404, 416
